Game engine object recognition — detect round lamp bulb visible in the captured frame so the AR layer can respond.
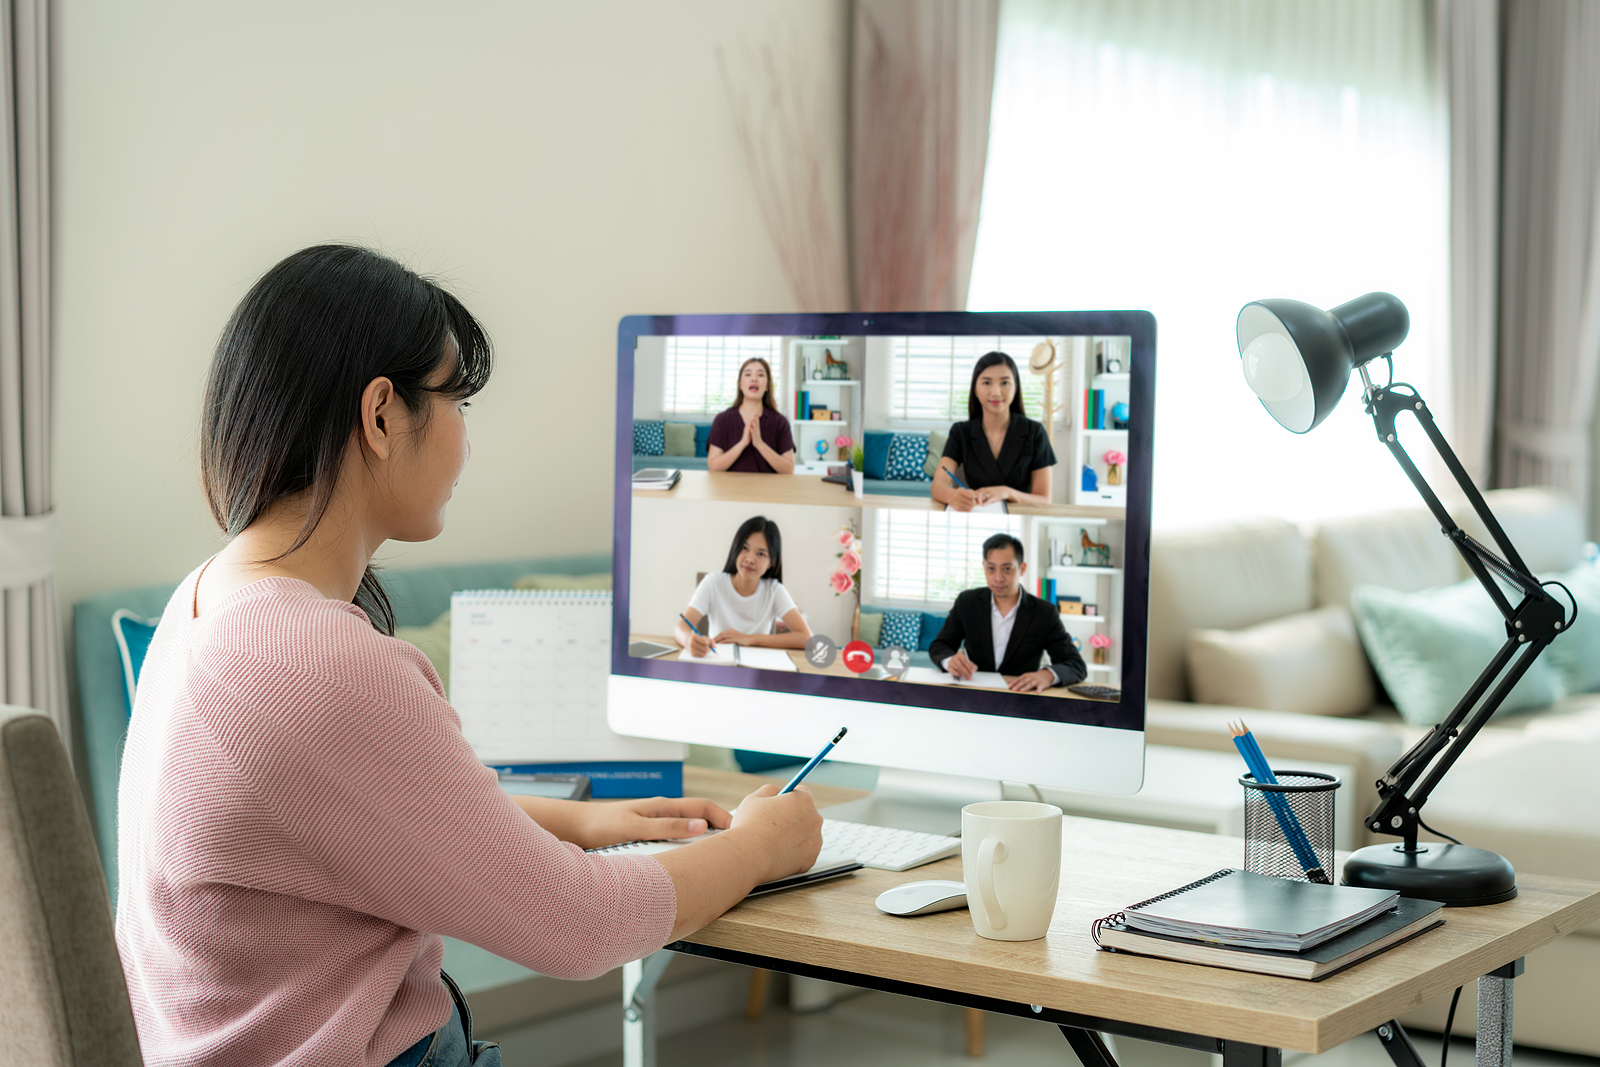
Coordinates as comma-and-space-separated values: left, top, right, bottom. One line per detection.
1242, 333, 1306, 403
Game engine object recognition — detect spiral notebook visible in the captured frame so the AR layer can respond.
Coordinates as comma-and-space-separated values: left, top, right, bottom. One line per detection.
1093, 868, 1400, 953
449, 589, 680, 765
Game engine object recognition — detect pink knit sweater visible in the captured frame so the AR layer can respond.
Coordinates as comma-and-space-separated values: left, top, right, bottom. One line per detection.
115, 567, 677, 1067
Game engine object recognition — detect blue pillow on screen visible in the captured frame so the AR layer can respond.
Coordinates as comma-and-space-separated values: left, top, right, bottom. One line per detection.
633, 420, 665, 456
112, 609, 160, 718
918, 612, 946, 652
879, 611, 921, 650
885, 433, 933, 480
694, 423, 712, 457
863, 431, 894, 481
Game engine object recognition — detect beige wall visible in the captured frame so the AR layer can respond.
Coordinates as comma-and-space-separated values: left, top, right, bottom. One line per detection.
53, 0, 848, 610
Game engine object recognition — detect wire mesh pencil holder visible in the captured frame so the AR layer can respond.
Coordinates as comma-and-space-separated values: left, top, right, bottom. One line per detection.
1240, 770, 1340, 882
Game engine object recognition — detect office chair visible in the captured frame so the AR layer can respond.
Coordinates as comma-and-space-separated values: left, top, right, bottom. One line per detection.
0, 705, 143, 1066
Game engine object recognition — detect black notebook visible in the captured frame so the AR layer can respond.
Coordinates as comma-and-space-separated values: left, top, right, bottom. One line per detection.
1103, 868, 1401, 952
1094, 895, 1445, 980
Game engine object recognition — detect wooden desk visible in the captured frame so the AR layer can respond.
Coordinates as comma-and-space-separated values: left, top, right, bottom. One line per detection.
622, 768, 1600, 1067
633, 469, 1125, 520
630, 633, 1102, 700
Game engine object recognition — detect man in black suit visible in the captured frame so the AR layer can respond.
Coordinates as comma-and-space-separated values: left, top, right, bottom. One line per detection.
928, 533, 1087, 693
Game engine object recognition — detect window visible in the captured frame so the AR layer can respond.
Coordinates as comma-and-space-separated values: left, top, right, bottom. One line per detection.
888, 336, 1052, 425
870, 511, 1024, 604
968, 0, 1444, 527
663, 336, 783, 415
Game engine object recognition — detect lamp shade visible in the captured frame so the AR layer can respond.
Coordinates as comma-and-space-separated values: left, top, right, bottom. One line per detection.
1236, 293, 1409, 434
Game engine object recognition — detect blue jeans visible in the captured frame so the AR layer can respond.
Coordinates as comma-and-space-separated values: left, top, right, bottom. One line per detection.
387, 972, 501, 1067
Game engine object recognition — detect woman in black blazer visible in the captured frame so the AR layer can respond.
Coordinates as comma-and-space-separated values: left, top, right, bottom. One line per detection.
931, 351, 1056, 512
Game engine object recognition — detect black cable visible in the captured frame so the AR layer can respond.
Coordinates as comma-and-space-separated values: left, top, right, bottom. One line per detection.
1418, 816, 1462, 845
1440, 986, 1463, 1067
1543, 579, 1578, 629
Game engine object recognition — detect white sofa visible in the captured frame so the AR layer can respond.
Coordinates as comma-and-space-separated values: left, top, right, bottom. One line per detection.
1133, 486, 1600, 1055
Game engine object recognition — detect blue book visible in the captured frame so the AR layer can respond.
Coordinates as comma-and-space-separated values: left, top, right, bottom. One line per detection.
486, 760, 684, 798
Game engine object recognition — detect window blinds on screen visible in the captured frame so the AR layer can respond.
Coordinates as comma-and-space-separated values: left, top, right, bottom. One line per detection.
663, 336, 783, 414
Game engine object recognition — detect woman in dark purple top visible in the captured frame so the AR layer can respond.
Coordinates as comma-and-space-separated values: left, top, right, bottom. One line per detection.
706, 357, 796, 474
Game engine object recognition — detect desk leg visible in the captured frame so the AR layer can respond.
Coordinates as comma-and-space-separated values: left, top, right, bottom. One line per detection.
1061, 1026, 1120, 1067
1476, 958, 1523, 1067
623, 951, 674, 1067
1219, 1042, 1281, 1067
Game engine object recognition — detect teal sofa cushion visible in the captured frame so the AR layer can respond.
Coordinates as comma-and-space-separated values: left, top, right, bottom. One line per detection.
1541, 561, 1600, 696
1351, 579, 1557, 726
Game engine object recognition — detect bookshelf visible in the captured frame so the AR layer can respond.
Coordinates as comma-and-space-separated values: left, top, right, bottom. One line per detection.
787, 337, 862, 463
1073, 342, 1133, 507
1032, 514, 1125, 687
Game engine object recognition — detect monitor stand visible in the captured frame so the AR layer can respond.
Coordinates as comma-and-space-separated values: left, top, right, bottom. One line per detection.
821, 767, 1002, 837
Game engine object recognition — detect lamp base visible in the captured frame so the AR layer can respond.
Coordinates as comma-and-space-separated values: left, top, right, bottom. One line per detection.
1342, 842, 1517, 906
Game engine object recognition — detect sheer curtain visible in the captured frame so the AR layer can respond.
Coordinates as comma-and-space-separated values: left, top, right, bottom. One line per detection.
969, 0, 1447, 529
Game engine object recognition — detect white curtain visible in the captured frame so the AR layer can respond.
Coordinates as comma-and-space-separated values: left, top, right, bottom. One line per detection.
0, 0, 62, 737
1436, 0, 1501, 488
1493, 0, 1600, 524
970, 0, 1448, 529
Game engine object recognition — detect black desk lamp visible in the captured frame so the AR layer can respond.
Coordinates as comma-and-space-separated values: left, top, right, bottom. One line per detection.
1235, 292, 1571, 906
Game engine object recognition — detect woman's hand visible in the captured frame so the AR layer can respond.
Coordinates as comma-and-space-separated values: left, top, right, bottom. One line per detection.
975, 485, 1011, 507
742, 415, 759, 446
948, 488, 978, 512
727, 784, 823, 883
1007, 668, 1057, 693
689, 633, 715, 657
714, 629, 751, 646
580, 796, 733, 850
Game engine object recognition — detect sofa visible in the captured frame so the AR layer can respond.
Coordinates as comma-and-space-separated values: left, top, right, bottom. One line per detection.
1123, 486, 1600, 1056
630, 419, 940, 497
71, 488, 1600, 1053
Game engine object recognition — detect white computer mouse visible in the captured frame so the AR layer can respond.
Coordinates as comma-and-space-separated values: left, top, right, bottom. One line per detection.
874, 879, 970, 917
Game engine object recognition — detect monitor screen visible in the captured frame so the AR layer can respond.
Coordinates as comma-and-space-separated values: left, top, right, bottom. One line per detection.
609, 312, 1154, 794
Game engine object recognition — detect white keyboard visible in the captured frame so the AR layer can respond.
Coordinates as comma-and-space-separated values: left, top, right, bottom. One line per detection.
821, 818, 961, 872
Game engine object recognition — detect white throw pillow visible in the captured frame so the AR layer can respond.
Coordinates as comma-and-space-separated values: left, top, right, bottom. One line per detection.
1186, 606, 1374, 717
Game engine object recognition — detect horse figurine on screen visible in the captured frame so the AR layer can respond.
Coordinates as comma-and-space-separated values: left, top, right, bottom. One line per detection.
1080, 528, 1112, 568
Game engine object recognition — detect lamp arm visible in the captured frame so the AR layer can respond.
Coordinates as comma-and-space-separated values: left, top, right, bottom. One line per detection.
1357, 375, 1567, 849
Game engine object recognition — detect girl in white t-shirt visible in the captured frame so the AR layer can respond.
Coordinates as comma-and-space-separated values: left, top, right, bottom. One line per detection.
675, 515, 812, 657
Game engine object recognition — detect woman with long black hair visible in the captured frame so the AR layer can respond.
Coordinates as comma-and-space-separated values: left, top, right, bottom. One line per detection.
931, 350, 1057, 511
705, 356, 796, 473
115, 245, 821, 1067
673, 514, 811, 656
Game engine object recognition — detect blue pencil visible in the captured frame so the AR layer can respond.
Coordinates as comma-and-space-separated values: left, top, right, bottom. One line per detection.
780, 727, 848, 794
1230, 722, 1329, 884
944, 468, 970, 491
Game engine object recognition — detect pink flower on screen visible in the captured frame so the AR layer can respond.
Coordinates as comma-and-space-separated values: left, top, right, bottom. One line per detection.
829, 569, 854, 594
836, 527, 855, 547
1103, 450, 1126, 467
1089, 633, 1113, 649
840, 550, 862, 575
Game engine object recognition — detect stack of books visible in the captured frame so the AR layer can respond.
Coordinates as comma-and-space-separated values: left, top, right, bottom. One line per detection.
632, 468, 681, 490
1092, 868, 1444, 980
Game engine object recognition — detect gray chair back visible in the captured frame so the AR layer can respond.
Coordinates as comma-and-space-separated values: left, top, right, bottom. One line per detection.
0, 705, 142, 1065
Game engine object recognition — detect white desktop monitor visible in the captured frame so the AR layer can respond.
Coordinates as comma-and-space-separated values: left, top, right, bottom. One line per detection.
609, 312, 1154, 796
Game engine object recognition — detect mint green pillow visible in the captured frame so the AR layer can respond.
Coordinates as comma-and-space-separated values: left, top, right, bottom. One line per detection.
924, 430, 949, 479
1351, 580, 1556, 726
858, 611, 884, 647
1540, 562, 1600, 696
663, 421, 696, 457
512, 572, 612, 591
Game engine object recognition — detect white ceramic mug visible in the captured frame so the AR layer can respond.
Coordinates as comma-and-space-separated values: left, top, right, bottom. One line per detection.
851, 469, 865, 498
961, 800, 1063, 941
